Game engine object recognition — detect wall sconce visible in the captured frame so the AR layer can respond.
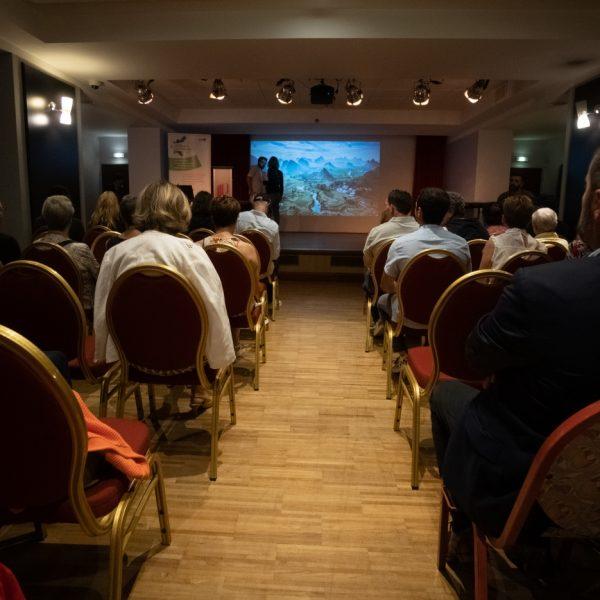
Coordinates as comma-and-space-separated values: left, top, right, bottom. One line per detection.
48, 96, 74, 125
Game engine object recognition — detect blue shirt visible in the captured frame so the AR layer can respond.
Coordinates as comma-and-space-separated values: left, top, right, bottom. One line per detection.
384, 224, 471, 279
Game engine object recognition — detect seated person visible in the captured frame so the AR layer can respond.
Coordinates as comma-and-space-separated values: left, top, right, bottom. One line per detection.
106, 194, 141, 251
363, 189, 418, 269
36, 195, 99, 312
430, 149, 600, 537
444, 192, 489, 242
32, 185, 85, 242
482, 202, 507, 237
189, 190, 214, 232
0, 200, 20, 265
94, 180, 235, 375
479, 194, 546, 270
236, 195, 280, 270
532, 207, 569, 251
89, 191, 122, 230
376, 187, 471, 336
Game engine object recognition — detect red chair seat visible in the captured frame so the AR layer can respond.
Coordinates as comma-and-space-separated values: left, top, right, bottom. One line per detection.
407, 346, 455, 388
0, 419, 150, 524
68, 334, 110, 379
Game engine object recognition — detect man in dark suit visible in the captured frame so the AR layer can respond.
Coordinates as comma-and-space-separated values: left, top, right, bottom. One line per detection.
431, 148, 600, 537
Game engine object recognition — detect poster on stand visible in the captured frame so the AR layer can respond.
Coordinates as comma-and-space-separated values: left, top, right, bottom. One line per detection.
168, 133, 211, 195
212, 167, 233, 197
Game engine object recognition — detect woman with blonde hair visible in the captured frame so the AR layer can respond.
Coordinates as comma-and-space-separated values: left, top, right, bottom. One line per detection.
93, 180, 234, 377
90, 191, 121, 230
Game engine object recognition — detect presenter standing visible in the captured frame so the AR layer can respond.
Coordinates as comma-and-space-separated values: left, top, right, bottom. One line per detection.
247, 156, 267, 202
266, 156, 284, 224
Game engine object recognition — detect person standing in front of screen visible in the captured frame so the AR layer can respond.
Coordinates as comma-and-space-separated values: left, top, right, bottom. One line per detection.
247, 156, 267, 202
265, 156, 284, 224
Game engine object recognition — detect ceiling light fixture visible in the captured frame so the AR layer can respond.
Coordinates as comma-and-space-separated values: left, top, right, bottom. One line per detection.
275, 79, 295, 105
464, 79, 490, 104
209, 79, 227, 101
345, 79, 363, 107
412, 79, 431, 107
136, 80, 155, 105
576, 100, 591, 129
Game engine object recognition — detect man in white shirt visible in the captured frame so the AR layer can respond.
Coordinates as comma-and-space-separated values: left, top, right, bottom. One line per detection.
247, 157, 267, 202
377, 187, 471, 326
363, 189, 419, 268
236, 196, 281, 260
94, 182, 235, 375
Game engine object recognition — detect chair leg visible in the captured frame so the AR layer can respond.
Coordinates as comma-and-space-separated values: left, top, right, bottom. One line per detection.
228, 366, 237, 425
108, 503, 127, 600
261, 323, 267, 364
99, 376, 109, 418
437, 491, 451, 571
253, 329, 260, 391
271, 280, 277, 321
209, 383, 221, 481
386, 329, 394, 400
411, 393, 422, 489
134, 385, 144, 421
153, 456, 172, 546
365, 298, 373, 352
115, 382, 128, 418
393, 372, 404, 431
473, 525, 489, 600
148, 384, 157, 414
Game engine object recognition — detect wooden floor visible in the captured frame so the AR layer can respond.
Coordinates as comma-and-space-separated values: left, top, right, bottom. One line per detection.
8, 281, 595, 598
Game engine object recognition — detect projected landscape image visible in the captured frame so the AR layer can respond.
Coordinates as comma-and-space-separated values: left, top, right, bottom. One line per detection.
251, 140, 380, 217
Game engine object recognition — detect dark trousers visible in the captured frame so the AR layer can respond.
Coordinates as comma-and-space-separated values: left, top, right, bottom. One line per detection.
44, 350, 72, 386
268, 194, 282, 224
430, 380, 479, 477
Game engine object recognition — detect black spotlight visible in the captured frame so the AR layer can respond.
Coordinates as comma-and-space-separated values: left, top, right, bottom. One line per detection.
209, 79, 227, 101
136, 80, 154, 105
412, 79, 431, 107
275, 79, 295, 105
464, 79, 490, 104
345, 79, 364, 106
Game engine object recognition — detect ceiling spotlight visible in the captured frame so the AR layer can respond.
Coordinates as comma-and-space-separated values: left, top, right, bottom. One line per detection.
209, 79, 227, 101
345, 79, 363, 107
275, 79, 295, 105
136, 80, 154, 105
412, 79, 431, 107
576, 100, 591, 129
464, 79, 489, 104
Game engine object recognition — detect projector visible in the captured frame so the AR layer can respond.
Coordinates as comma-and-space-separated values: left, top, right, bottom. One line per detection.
310, 80, 336, 105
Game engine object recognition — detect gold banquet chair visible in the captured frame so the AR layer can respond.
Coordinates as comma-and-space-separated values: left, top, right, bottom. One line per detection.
188, 227, 215, 242
0, 325, 171, 600
91, 230, 123, 264
365, 238, 393, 352
205, 243, 267, 391
382, 249, 467, 400
105, 264, 236, 481
499, 249, 551, 274
396, 270, 512, 489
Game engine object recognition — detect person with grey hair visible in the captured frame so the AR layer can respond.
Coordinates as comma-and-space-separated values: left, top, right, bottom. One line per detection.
0, 200, 21, 265
532, 207, 569, 251
35, 195, 99, 311
444, 191, 489, 242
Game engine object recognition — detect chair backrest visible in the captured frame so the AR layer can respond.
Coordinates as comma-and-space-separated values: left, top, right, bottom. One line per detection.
370, 239, 393, 301
242, 229, 272, 278
0, 324, 90, 521
545, 241, 568, 262
428, 270, 512, 389
90, 230, 123, 264
0, 260, 87, 366
83, 225, 110, 247
468, 238, 487, 270
499, 249, 551, 274
106, 264, 212, 387
189, 227, 214, 242
175, 232, 192, 241
397, 249, 468, 329
496, 399, 600, 547
204, 243, 256, 325
21, 242, 83, 299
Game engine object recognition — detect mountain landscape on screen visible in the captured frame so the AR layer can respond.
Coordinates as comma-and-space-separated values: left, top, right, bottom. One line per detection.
250, 140, 381, 217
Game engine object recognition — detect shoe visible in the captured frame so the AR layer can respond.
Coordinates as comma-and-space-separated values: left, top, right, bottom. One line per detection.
189, 388, 213, 411
371, 320, 384, 337
392, 353, 407, 374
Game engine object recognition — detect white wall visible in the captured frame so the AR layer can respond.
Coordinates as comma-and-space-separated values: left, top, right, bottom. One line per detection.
128, 127, 165, 196
444, 133, 477, 201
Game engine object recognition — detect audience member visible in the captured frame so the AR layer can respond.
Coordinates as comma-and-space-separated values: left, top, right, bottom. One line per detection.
444, 192, 489, 242
236, 195, 280, 268
0, 200, 21, 265
189, 191, 214, 232
430, 148, 600, 537
36, 195, 99, 312
482, 202, 507, 236
265, 156, 284, 224
105, 194, 141, 251
479, 194, 546, 269
247, 156, 267, 202
497, 174, 536, 205
376, 187, 471, 331
532, 207, 569, 250
32, 185, 85, 242
363, 190, 418, 268
90, 191, 121, 230
94, 181, 234, 375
